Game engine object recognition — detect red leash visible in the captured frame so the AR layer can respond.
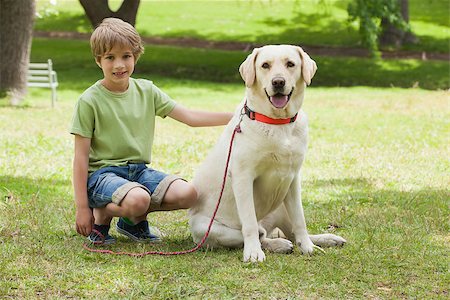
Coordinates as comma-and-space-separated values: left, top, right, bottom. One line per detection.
83, 124, 242, 257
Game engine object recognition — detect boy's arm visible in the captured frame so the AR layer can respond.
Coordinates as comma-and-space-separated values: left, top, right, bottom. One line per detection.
167, 104, 233, 127
73, 134, 93, 237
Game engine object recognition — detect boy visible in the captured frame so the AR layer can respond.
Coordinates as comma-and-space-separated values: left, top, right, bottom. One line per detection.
70, 18, 232, 244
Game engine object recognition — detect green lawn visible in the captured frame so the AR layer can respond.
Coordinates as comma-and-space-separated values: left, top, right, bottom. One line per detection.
31, 1, 450, 91
30, 38, 450, 90
0, 62, 448, 298
0, 3, 448, 298
35, 0, 450, 53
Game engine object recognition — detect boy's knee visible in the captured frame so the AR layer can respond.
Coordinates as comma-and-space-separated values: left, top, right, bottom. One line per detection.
181, 184, 198, 209
167, 181, 198, 209
122, 187, 151, 215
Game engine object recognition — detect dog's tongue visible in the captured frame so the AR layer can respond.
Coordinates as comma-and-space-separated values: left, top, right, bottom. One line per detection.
270, 95, 289, 108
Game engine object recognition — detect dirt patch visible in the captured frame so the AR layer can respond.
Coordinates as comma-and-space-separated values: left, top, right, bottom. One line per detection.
34, 30, 449, 61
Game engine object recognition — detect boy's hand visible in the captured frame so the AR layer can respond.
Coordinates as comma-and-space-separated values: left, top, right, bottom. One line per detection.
75, 207, 94, 236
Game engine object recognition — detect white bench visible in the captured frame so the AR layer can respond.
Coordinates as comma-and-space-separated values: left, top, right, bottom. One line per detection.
27, 59, 58, 107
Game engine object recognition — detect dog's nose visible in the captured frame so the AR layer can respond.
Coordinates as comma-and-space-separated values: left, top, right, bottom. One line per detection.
272, 77, 285, 89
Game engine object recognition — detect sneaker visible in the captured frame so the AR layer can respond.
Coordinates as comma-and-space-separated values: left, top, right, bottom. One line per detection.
87, 224, 116, 245
116, 218, 161, 243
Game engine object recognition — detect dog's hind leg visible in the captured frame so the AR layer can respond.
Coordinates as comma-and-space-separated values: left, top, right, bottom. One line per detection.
309, 234, 346, 247
260, 205, 295, 240
189, 214, 244, 249
190, 214, 293, 254
261, 204, 346, 248
259, 225, 293, 254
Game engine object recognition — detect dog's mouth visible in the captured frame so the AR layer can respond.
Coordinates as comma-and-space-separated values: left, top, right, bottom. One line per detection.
265, 88, 294, 109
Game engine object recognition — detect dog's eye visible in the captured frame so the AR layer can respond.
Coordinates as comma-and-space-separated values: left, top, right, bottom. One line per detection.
287, 61, 295, 68
261, 62, 270, 69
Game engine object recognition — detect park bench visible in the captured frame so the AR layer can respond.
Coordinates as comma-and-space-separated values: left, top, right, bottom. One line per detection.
27, 59, 58, 107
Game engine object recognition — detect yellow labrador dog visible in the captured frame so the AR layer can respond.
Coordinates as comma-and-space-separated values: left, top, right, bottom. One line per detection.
189, 45, 346, 262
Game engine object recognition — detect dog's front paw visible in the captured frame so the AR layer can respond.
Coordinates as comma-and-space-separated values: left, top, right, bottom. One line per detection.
243, 244, 266, 262
297, 237, 315, 255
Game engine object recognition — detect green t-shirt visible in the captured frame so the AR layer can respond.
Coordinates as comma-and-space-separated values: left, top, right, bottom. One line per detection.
70, 78, 176, 172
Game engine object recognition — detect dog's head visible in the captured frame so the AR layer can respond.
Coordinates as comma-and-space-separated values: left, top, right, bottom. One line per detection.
239, 45, 317, 118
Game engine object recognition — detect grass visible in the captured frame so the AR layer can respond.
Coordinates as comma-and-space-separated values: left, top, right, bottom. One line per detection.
35, 0, 450, 53
0, 80, 448, 298
0, 4, 448, 298
30, 38, 450, 90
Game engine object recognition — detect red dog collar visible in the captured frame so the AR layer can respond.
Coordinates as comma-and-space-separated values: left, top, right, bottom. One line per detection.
244, 103, 298, 125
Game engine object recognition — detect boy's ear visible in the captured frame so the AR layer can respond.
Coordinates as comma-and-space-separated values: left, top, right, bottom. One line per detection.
95, 57, 102, 69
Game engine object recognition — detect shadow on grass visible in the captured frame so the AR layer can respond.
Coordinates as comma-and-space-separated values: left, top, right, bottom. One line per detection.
0, 175, 70, 199
137, 49, 449, 90
305, 177, 448, 210
31, 38, 449, 91
137, 8, 448, 54
1, 173, 448, 264
303, 177, 449, 234
2, 174, 447, 233
409, 1, 450, 27
256, 13, 358, 47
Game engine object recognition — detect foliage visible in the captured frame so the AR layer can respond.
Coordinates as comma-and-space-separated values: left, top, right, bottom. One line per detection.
35, 0, 59, 19
348, 0, 408, 57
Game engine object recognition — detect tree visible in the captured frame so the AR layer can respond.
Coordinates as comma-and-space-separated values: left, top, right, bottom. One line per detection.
348, 0, 414, 57
79, 0, 141, 28
0, 0, 36, 105
379, 0, 417, 47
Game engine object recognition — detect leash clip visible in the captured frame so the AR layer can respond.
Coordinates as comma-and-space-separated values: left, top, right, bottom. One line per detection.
235, 109, 245, 133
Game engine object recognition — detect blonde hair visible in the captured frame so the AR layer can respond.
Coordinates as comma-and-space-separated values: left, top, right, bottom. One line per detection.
90, 18, 144, 62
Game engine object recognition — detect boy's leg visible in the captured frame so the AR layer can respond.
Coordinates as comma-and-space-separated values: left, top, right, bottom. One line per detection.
88, 208, 115, 244
99, 187, 161, 242
133, 165, 197, 212
156, 179, 198, 211
88, 166, 155, 242
103, 187, 151, 223
97, 164, 196, 241
88, 165, 152, 218
93, 207, 113, 225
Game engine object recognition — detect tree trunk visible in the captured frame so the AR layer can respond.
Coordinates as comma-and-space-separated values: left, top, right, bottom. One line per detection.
79, 0, 140, 28
379, 0, 417, 47
399, 0, 418, 44
379, 19, 404, 47
0, 0, 36, 105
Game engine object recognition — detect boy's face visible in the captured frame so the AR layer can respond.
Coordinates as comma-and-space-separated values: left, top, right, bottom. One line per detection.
96, 44, 135, 92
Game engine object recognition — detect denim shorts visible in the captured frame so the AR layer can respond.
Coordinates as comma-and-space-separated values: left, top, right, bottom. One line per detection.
87, 163, 182, 209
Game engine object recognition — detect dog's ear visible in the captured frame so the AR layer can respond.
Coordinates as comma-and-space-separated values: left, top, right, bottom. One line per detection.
296, 46, 317, 86
239, 47, 260, 87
